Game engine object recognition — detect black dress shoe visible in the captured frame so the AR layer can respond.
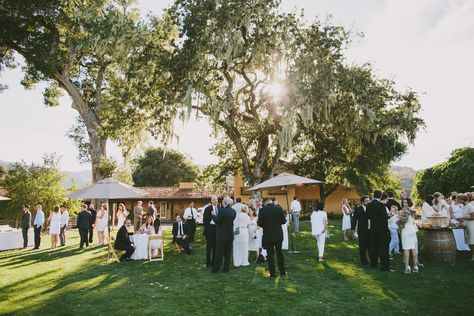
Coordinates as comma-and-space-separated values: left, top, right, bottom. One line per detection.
33, 247, 39, 250
269, 274, 277, 278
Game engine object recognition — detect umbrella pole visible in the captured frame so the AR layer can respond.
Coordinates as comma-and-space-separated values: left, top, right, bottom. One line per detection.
107, 199, 111, 260
286, 189, 300, 254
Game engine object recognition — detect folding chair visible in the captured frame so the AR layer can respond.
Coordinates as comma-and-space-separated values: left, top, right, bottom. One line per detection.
108, 236, 120, 263
173, 240, 183, 253
148, 235, 164, 262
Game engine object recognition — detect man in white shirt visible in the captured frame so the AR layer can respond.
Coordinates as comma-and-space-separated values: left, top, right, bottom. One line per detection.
290, 197, 302, 233
184, 202, 197, 242
33, 203, 45, 249
232, 197, 243, 213
59, 205, 69, 246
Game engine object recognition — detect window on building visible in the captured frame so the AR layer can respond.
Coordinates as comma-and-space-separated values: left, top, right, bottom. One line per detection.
301, 199, 320, 213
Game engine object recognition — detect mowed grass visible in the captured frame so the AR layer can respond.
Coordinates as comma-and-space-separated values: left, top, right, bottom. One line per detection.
1, 220, 473, 316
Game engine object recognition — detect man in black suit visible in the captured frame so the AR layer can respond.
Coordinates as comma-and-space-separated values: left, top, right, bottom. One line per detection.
351, 196, 371, 265
114, 219, 136, 261
203, 196, 218, 267
172, 214, 192, 254
21, 204, 31, 248
366, 190, 391, 271
77, 204, 92, 248
212, 197, 236, 273
386, 191, 401, 211
88, 203, 97, 243
257, 197, 287, 277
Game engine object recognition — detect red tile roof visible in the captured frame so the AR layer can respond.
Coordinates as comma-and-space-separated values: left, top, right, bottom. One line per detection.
137, 187, 230, 200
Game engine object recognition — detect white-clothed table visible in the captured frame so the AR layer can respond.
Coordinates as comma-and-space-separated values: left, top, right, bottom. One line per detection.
0, 228, 34, 251
130, 234, 149, 260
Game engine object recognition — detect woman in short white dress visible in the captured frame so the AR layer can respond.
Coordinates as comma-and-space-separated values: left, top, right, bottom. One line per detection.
311, 202, 328, 262
450, 195, 470, 251
248, 207, 259, 259
282, 210, 289, 250
341, 199, 353, 241
116, 203, 129, 229
398, 198, 420, 274
95, 203, 109, 245
459, 193, 474, 260
233, 205, 250, 267
49, 206, 61, 249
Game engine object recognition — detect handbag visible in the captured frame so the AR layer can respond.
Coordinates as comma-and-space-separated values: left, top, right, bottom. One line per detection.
233, 227, 240, 235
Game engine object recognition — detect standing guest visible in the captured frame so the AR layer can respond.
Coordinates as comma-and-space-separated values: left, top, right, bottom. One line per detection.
311, 202, 328, 262
341, 198, 353, 241
459, 194, 474, 260
450, 195, 470, 251
399, 191, 407, 207
33, 203, 44, 249
114, 219, 136, 261
59, 205, 69, 247
290, 197, 301, 233
48, 206, 61, 249
116, 203, 129, 229
184, 201, 197, 242
21, 204, 31, 249
257, 197, 287, 278
88, 204, 97, 244
351, 197, 371, 265
248, 207, 259, 261
366, 190, 391, 271
386, 191, 401, 211
421, 195, 435, 221
398, 199, 420, 273
77, 204, 92, 248
434, 192, 449, 216
95, 203, 108, 246
255, 198, 263, 216
281, 209, 289, 250
212, 197, 236, 273
233, 204, 250, 267
133, 201, 144, 232
388, 205, 400, 257
203, 196, 219, 267
146, 201, 156, 217
232, 197, 244, 213
172, 214, 192, 254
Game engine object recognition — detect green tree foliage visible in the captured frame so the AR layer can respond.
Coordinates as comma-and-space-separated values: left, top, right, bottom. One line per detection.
196, 164, 233, 193
0, 0, 177, 181
412, 147, 474, 200
0, 154, 80, 218
132, 148, 199, 187
290, 65, 423, 197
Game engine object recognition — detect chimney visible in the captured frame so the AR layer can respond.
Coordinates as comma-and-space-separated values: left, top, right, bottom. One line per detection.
179, 182, 196, 189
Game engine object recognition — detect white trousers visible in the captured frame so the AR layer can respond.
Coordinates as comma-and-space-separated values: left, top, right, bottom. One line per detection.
314, 233, 326, 257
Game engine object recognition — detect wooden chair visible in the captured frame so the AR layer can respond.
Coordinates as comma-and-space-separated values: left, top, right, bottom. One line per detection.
148, 235, 164, 262
173, 240, 183, 253
107, 236, 120, 263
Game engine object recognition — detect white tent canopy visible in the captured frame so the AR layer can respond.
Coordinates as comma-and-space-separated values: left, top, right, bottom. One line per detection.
68, 178, 147, 200
249, 172, 322, 191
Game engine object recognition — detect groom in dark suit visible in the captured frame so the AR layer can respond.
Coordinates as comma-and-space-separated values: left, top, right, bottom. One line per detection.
366, 190, 391, 271
257, 197, 287, 277
212, 197, 236, 273
351, 196, 371, 265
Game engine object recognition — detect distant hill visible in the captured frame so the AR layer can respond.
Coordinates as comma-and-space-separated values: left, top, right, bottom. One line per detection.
391, 166, 418, 197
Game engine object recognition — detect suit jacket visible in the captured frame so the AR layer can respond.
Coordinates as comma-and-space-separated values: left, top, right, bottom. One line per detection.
366, 199, 389, 233
351, 205, 369, 233
213, 205, 236, 241
88, 208, 97, 226
172, 221, 188, 242
203, 204, 217, 237
21, 211, 31, 229
257, 204, 287, 244
386, 199, 401, 211
77, 210, 92, 230
114, 225, 132, 250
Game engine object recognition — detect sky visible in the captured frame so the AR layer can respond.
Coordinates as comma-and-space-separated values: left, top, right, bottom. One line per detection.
1, 0, 473, 172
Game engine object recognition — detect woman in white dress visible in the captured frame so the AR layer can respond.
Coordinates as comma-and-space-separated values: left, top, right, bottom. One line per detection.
398, 202, 420, 274
341, 198, 353, 241
282, 210, 289, 250
233, 205, 250, 267
95, 203, 109, 246
459, 193, 474, 260
449, 195, 470, 251
139, 215, 163, 257
421, 195, 435, 222
248, 207, 259, 260
311, 202, 328, 262
116, 203, 129, 229
48, 206, 61, 249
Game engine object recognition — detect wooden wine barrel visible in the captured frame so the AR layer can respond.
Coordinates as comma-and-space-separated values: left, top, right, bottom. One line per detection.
423, 228, 456, 264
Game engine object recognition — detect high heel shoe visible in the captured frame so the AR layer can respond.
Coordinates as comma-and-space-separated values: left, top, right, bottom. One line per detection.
404, 266, 411, 274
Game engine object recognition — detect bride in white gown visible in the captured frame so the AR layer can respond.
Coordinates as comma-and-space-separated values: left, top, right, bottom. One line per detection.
233, 205, 250, 267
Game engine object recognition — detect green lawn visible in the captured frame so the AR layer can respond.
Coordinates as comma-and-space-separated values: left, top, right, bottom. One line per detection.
1, 220, 473, 315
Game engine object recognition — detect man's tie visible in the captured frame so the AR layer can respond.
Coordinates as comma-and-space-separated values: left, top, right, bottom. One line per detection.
191, 208, 194, 220
179, 222, 183, 235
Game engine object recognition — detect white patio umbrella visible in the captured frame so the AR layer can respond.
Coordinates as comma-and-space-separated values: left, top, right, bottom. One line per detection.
0, 196, 10, 201
249, 172, 323, 253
